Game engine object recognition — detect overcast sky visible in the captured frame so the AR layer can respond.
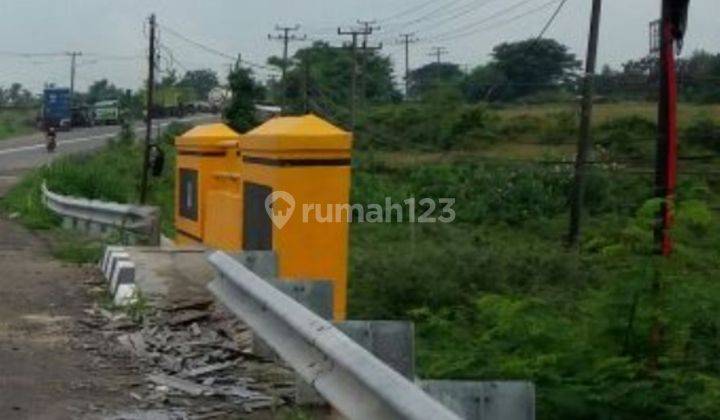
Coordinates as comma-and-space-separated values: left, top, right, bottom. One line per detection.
0, 0, 717, 94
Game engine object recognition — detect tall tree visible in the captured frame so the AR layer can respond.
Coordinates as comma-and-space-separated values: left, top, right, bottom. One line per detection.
463, 63, 507, 102
491, 38, 580, 99
407, 62, 464, 99
160, 69, 179, 88
224, 66, 263, 132
86, 79, 123, 103
274, 41, 400, 119
179, 69, 219, 100
8, 83, 22, 104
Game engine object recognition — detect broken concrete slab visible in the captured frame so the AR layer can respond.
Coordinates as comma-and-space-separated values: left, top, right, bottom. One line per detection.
148, 373, 215, 397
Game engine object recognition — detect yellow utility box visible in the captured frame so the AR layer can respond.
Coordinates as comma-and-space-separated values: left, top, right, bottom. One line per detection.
174, 123, 241, 246
241, 115, 353, 320
174, 115, 352, 320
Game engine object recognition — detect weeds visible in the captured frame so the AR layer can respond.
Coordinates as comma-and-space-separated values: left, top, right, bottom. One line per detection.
49, 230, 105, 264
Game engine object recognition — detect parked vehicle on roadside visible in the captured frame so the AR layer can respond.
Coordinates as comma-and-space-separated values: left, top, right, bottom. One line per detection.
40, 87, 72, 130
93, 100, 121, 125
72, 104, 95, 127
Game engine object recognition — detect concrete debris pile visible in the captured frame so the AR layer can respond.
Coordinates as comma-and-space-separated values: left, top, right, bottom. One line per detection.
78, 296, 296, 417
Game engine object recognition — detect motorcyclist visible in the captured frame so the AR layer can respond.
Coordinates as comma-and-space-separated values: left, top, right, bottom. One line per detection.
46, 126, 57, 153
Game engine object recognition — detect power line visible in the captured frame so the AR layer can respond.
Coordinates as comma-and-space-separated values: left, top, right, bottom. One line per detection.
159, 23, 272, 72
419, 0, 552, 44
159, 24, 235, 60
377, 0, 440, 24
0, 51, 66, 57
535, 0, 569, 40
382, 0, 468, 33
382, 0, 500, 42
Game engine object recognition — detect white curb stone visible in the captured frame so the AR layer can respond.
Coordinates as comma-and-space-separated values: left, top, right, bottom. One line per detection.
110, 261, 136, 296
114, 283, 138, 306
101, 246, 125, 272
105, 252, 131, 279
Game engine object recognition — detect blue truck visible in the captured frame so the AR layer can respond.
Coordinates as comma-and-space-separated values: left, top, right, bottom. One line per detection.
40, 88, 72, 130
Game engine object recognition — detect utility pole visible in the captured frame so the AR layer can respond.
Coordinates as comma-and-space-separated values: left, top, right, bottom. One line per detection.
356, 20, 382, 108
567, 0, 603, 248
268, 25, 306, 113
655, 0, 689, 256
338, 25, 372, 132
398, 33, 418, 98
140, 13, 156, 205
67, 51, 82, 103
428, 46, 448, 64
302, 60, 311, 114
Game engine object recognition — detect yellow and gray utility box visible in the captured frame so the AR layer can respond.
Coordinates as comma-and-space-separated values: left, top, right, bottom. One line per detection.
174, 115, 352, 320
174, 123, 241, 246
240, 115, 353, 320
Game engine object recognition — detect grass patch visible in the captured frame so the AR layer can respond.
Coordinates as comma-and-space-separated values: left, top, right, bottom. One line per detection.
49, 230, 105, 264
0, 108, 37, 141
1, 122, 191, 269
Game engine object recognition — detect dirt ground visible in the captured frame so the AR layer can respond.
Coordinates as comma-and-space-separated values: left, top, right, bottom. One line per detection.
0, 214, 142, 419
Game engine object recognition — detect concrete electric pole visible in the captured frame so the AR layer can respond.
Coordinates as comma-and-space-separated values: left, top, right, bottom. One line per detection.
67, 51, 82, 103
356, 20, 383, 109
567, 0, 603, 248
268, 25, 306, 113
140, 13, 156, 205
338, 25, 373, 132
428, 46, 448, 64
398, 33, 418, 98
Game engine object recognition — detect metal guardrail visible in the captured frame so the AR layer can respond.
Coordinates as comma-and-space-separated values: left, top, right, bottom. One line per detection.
207, 251, 461, 420
42, 182, 160, 245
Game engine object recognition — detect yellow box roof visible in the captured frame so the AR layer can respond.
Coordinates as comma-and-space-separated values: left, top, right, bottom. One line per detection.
243, 114, 352, 151
175, 123, 241, 148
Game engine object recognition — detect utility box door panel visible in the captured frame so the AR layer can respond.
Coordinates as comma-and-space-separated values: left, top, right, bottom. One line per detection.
179, 169, 199, 221
243, 182, 273, 251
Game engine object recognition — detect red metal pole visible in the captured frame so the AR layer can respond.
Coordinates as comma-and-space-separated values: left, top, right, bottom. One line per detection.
656, 2, 679, 257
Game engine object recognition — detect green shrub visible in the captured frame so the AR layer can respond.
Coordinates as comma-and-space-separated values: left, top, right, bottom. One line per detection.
446, 105, 500, 148
539, 111, 577, 144
517, 89, 577, 104
1, 170, 57, 229
499, 114, 544, 139
684, 114, 720, 152
357, 103, 501, 151
595, 116, 657, 159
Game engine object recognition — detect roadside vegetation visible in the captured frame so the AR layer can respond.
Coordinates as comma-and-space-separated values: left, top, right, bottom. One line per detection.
0, 82, 39, 140
4, 35, 720, 418
0, 108, 37, 140
0, 122, 187, 262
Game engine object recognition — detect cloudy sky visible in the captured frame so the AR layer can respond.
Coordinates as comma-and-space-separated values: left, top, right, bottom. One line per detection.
0, 0, 716, 94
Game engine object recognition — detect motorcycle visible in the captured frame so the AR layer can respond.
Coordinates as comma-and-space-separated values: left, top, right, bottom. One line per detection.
46, 129, 57, 153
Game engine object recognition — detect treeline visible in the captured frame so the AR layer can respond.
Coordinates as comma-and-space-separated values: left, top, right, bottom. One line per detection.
0, 82, 36, 108
257, 38, 720, 114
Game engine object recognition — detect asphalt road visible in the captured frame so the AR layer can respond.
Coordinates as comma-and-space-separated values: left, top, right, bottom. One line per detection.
0, 114, 216, 175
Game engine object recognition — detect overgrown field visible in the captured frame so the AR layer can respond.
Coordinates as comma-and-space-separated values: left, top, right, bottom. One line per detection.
0, 108, 37, 140
4, 104, 720, 418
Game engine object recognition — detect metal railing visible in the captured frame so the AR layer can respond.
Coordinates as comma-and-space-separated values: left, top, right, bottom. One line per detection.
207, 251, 461, 420
42, 182, 160, 245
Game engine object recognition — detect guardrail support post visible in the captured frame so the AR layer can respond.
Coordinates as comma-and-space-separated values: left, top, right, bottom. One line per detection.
421, 380, 536, 420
